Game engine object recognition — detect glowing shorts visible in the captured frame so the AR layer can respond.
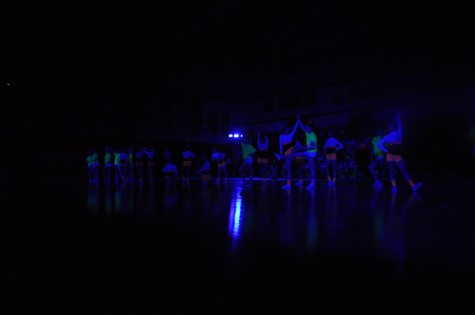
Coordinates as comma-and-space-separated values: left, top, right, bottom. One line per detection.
257, 157, 268, 164
386, 153, 403, 162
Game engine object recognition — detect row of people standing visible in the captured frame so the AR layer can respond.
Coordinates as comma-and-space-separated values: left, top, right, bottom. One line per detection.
87, 146, 155, 185
87, 143, 232, 187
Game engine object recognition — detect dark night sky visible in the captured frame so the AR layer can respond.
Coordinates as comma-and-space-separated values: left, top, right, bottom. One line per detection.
2, 1, 475, 99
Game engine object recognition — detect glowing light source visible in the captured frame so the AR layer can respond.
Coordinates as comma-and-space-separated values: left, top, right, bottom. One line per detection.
229, 132, 243, 139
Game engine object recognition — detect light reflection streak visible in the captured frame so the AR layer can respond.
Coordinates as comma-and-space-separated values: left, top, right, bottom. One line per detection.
373, 191, 418, 274
279, 189, 294, 247
87, 182, 99, 213
114, 184, 122, 213
306, 190, 318, 252
228, 189, 244, 253
104, 182, 113, 214
325, 185, 339, 242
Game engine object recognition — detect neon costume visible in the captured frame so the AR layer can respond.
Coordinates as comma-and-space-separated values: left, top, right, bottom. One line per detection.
182, 147, 196, 185
369, 132, 386, 187
323, 133, 344, 186
379, 112, 422, 192
104, 147, 113, 183
86, 150, 99, 183
239, 139, 256, 180
278, 117, 302, 190
212, 147, 228, 184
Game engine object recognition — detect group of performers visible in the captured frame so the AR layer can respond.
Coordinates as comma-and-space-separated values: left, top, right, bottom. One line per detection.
87, 111, 423, 193
271, 112, 422, 192
86, 146, 155, 185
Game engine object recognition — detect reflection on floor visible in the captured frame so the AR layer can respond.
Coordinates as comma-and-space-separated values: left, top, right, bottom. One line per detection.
1, 178, 475, 309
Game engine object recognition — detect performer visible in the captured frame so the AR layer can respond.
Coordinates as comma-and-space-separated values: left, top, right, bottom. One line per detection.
369, 128, 386, 187
118, 147, 129, 183
127, 146, 134, 182
103, 147, 113, 183
135, 147, 146, 185
162, 158, 178, 187
256, 130, 270, 181
239, 134, 256, 181
275, 115, 303, 190
86, 149, 99, 183
323, 130, 344, 186
211, 147, 228, 184
298, 119, 318, 190
196, 154, 212, 187
144, 146, 155, 182
378, 112, 423, 193
182, 144, 196, 186
112, 147, 121, 184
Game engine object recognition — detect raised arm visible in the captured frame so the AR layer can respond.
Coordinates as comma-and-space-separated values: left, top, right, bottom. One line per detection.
290, 115, 302, 137
296, 115, 307, 134
336, 138, 344, 151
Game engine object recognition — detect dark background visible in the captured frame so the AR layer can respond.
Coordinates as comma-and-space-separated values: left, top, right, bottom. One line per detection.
1, 1, 475, 181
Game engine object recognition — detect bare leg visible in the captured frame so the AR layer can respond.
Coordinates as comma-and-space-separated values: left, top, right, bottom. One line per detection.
306, 157, 316, 189
396, 160, 423, 191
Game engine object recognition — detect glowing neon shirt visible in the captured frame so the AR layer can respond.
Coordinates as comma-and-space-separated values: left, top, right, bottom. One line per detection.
241, 143, 256, 160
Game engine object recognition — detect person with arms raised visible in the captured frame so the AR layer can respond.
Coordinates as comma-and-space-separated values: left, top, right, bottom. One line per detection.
379, 111, 423, 193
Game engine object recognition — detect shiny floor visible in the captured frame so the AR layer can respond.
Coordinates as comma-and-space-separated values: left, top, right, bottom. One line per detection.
1, 178, 475, 309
